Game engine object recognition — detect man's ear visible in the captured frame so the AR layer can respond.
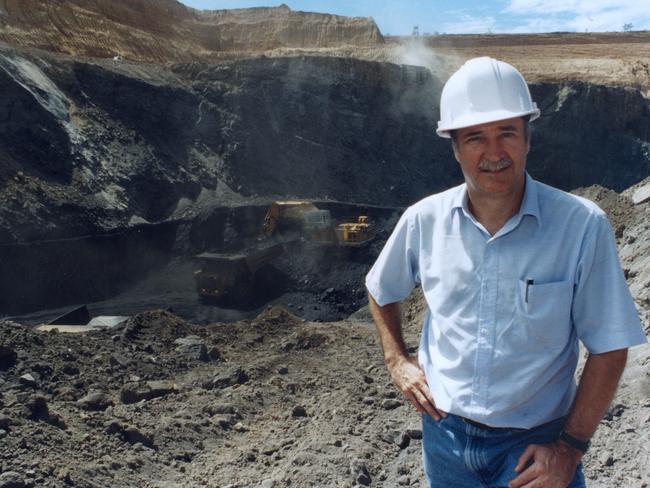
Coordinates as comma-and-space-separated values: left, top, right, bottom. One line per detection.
452, 142, 461, 163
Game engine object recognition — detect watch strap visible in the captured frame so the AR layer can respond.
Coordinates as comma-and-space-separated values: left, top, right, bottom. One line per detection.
558, 430, 590, 454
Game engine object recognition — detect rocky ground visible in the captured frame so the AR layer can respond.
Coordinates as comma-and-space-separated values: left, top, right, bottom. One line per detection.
0, 306, 427, 488
1, 182, 649, 488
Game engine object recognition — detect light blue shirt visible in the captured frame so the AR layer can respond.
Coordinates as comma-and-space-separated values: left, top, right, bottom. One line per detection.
366, 173, 646, 429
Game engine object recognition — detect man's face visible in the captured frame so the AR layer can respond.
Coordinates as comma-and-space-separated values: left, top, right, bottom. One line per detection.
452, 117, 529, 200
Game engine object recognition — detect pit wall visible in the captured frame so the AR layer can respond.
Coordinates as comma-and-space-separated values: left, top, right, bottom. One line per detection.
1, 51, 648, 245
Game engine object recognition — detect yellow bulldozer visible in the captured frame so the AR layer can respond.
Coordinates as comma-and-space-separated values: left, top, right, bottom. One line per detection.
335, 215, 374, 247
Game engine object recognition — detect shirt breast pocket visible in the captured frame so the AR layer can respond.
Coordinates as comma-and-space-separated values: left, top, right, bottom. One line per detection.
515, 279, 574, 348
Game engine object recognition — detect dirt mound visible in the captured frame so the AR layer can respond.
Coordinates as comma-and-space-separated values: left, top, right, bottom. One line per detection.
0, 0, 382, 63
382, 32, 650, 95
0, 307, 425, 487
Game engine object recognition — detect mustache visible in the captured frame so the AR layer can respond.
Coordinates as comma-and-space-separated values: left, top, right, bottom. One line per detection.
478, 158, 512, 171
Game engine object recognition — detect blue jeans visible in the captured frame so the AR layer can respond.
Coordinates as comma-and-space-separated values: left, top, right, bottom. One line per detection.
422, 413, 586, 488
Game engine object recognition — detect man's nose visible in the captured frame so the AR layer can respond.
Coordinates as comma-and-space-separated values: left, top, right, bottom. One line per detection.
484, 137, 507, 161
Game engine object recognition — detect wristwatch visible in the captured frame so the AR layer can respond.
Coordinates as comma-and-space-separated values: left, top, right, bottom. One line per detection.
558, 430, 590, 454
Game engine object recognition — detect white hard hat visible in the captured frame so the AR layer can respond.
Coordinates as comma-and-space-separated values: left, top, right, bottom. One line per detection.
436, 57, 540, 138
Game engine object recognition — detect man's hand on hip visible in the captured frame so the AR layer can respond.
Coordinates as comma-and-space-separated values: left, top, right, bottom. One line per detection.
508, 441, 581, 488
387, 356, 446, 420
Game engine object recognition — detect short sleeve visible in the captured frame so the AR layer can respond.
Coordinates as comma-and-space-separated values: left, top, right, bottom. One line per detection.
572, 213, 647, 353
365, 207, 420, 306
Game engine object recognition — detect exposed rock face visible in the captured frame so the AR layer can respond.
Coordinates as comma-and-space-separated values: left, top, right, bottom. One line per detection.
0, 48, 451, 244
529, 82, 650, 191
0, 1, 383, 62
0, 47, 648, 246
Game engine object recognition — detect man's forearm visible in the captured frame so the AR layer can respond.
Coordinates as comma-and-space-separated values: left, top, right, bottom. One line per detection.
367, 293, 408, 365
367, 292, 443, 418
509, 348, 628, 487
562, 348, 628, 445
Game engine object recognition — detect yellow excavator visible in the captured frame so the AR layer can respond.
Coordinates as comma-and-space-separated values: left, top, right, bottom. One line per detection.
263, 200, 374, 246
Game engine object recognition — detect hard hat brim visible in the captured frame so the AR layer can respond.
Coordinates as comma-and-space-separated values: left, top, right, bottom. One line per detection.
437, 107, 540, 138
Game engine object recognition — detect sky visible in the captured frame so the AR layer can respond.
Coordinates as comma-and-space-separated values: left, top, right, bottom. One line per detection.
179, 0, 650, 36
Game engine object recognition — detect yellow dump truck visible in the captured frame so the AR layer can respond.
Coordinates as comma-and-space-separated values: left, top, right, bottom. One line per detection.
193, 243, 285, 304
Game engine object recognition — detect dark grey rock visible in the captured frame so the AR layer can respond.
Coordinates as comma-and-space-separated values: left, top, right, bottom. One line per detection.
212, 414, 238, 429
209, 366, 249, 390
382, 429, 411, 449
174, 335, 208, 361
397, 464, 411, 475
18, 374, 37, 388
60, 364, 79, 376
599, 452, 614, 467
203, 403, 237, 416
77, 391, 113, 411
397, 475, 410, 485
604, 403, 626, 420
381, 398, 403, 410
406, 427, 422, 439
146, 380, 179, 399
262, 444, 280, 455
350, 459, 371, 486
0, 346, 17, 370
120, 382, 149, 404
109, 354, 129, 367
0, 471, 29, 488
106, 420, 155, 448
120, 380, 178, 404
207, 346, 221, 361
291, 405, 307, 418
24, 395, 48, 420
25, 395, 66, 429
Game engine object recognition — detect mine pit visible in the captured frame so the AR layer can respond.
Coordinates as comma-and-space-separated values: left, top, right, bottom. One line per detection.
4, 201, 400, 326
0, 3, 649, 488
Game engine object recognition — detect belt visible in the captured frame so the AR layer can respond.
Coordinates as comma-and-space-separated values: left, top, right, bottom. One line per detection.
459, 415, 557, 433
460, 416, 513, 431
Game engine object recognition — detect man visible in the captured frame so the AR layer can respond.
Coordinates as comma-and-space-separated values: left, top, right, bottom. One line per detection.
365, 57, 646, 488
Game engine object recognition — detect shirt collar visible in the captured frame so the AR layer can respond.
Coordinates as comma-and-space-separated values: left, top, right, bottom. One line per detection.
519, 172, 541, 225
451, 172, 541, 227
